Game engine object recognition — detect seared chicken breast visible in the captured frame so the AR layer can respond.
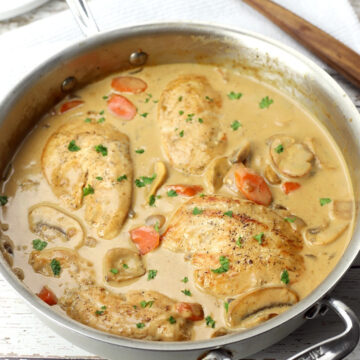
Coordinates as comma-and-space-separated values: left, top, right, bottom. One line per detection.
60, 286, 197, 341
42, 122, 133, 239
162, 195, 304, 297
158, 75, 226, 175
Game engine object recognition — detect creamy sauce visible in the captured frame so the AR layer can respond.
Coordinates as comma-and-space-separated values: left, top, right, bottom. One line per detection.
0, 63, 355, 340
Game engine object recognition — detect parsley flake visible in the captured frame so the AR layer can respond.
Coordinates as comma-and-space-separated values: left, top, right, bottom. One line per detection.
136, 323, 145, 329
179, 110, 184, 115
181, 277, 189, 283
181, 289, 192, 296
259, 96, 274, 109
230, 120, 242, 131
192, 207, 203, 215
96, 176, 103, 181
135, 148, 145, 154
198, 118, 204, 123
179, 130, 184, 137
68, 140, 80, 152
99, 110, 105, 115
178, 96, 183, 102
117, 174, 127, 182
140, 112, 148, 118
205, 315, 216, 328
228, 91, 242, 100
134, 174, 157, 188
95, 309, 105, 316
167, 189, 178, 197
168, 316, 177, 324
236, 236, 243, 248
97, 117, 105, 123
32, 239, 47, 251
224, 211, 233, 217
95, 144, 108, 156
254, 232, 264, 244
154, 222, 160, 233
284, 217, 295, 223
205, 95, 213, 102
320, 198, 332, 206
0, 196, 8, 206
148, 269, 158, 280
199, 193, 205, 198
83, 185, 94, 197
211, 256, 230, 274
149, 194, 156, 207
110, 268, 119, 274
84, 117, 92, 123
123, 263, 129, 269
224, 302, 229, 313
281, 269, 290, 284
275, 144, 284, 153
102, 95, 108, 100
186, 113, 195, 122
140, 300, 154, 308
50, 259, 61, 276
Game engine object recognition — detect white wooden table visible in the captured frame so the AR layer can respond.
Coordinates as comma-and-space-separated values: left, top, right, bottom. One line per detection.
0, 1, 360, 359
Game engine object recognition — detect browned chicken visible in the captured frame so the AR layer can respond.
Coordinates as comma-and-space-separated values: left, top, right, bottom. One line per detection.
158, 75, 226, 175
162, 195, 304, 297
41, 122, 133, 239
60, 286, 201, 341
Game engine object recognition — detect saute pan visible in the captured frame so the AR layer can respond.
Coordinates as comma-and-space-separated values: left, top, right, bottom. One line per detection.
1, 1, 360, 359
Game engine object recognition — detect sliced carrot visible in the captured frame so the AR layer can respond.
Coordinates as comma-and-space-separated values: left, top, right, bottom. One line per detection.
37, 286, 57, 306
59, 100, 84, 114
166, 185, 203, 197
234, 167, 272, 206
175, 302, 204, 321
107, 94, 137, 120
130, 225, 160, 255
282, 181, 301, 195
111, 76, 147, 94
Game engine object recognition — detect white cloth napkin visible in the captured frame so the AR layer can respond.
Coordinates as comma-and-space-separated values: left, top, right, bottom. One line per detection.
0, 0, 359, 102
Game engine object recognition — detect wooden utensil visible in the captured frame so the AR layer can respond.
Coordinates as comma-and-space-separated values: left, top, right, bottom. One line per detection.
242, 0, 360, 88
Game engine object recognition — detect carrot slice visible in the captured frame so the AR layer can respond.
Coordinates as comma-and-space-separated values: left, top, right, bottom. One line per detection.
111, 76, 147, 94
107, 94, 137, 120
130, 225, 160, 255
282, 181, 301, 194
234, 167, 272, 206
37, 286, 57, 306
166, 185, 203, 197
175, 302, 204, 321
59, 100, 84, 114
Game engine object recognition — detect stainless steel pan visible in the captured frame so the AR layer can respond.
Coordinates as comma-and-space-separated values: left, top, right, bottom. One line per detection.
0, 1, 360, 359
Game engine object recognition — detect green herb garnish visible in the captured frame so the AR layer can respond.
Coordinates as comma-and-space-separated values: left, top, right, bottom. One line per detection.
97, 117, 105, 123
117, 174, 127, 182
123, 263, 129, 269
228, 91, 242, 100
135, 149, 145, 154
181, 289, 192, 296
179, 110, 184, 115
205, 96, 213, 102
95, 144, 108, 156
224, 302, 229, 313
236, 236, 243, 248
83, 184, 94, 197
284, 217, 295, 223
167, 189, 178, 197
179, 130, 184, 137
149, 194, 156, 207
84, 117, 92, 123
198, 118, 204, 123
50, 259, 61, 276
281, 269, 290, 284
181, 277, 189, 283
140, 300, 154, 308
99, 110, 105, 115
254, 232, 264, 244
259, 96, 274, 109
168, 316, 177, 324
68, 140, 80, 152
274, 144, 284, 153
148, 269, 158, 280
178, 96, 183, 102
320, 198, 332, 206
205, 316, 216, 328
134, 174, 157, 188
223, 211, 233, 217
230, 120, 242, 131
192, 207, 203, 215
32, 239, 47, 251
0, 196, 8, 206
102, 95, 108, 100
140, 112, 148, 118
211, 256, 230, 274
136, 323, 145, 329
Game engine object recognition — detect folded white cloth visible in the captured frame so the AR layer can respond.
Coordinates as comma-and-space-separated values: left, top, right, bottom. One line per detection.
0, 0, 359, 101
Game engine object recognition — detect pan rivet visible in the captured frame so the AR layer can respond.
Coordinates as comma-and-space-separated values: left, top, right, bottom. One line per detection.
61, 76, 77, 92
129, 50, 148, 66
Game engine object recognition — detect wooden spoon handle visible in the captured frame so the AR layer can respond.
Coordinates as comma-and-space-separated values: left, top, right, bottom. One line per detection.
243, 0, 360, 88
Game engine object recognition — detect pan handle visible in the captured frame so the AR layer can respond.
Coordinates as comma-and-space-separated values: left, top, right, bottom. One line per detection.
65, 0, 99, 37
203, 297, 359, 360
287, 297, 359, 360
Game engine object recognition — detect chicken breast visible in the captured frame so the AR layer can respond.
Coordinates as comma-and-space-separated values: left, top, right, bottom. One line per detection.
162, 195, 304, 297
60, 286, 196, 341
158, 75, 226, 175
42, 122, 133, 239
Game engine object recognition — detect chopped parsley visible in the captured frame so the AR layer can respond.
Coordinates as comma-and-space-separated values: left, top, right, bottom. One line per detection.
134, 174, 157, 188
96, 176, 103, 181
117, 174, 127, 182
154, 222, 160, 233
123, 263, 129, 269
181, 289, 192, 296
149, 194, 156, 207
199, 193, 205, 198
230, 120, 242, 131
167, 189, 178, 197
224, 302, 229, 313
168, 316, 177, 324
0, 196, 8, 206
32, 239, 47, 251
99, 110, 105, 115
223, 211, 233, 217
50, 259, 61, 276
198, 118, 204, 123
95, 306, 106, 316
281, 269, 290, 284
254, 232, 264, 244
205, 95, 213, 102
179, 110, 184, 115
274, 144, 284, 153
102, 95, 108, 100
186, 113, 195, 122
284, 217, 295, 223
192, 207, 203, 215
140, 112, 148, 118
95, 144, 108, 156
259, 96, 274, 109
83, 184, 94, 197
136, 323, 145, 329
84, 117, 92, 123
178, 96, 183, 102
145, 93, 152, 103
147, 269, 158, 280
68, 140, 80, 152
205, 315, 216, 328
181, 277, 189, 283
211, 256, 230, 274
227, 91, 242, 100
179, 130, 184, 137
320, 198, 332, 206
140, 300, 154, 308
110, 268, 119, 274
236, 236, 243, 248
135, 148, 145, 154
97, 117, 105, 123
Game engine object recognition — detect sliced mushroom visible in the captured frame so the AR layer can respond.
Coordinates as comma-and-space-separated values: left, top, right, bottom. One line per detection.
227, 286, 299, 328
103, 248, 145, 285
229, 139, 251, 164
211, 327, 232, 338
29, 247, 95, 284
264, 165, 281, 185
0, 235, 14, 266
287, 216, 307, 232
13, 267, 24, 280
270, 135, 314, 178
331, 200, 353, 220
28, 204, 85, 249
147, 161, 167, 203
304, 220, 349, 246
145, 214, 166, 228
304, 137, 337, 170
204, 156, 231, 193
84, 236, 97, 248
